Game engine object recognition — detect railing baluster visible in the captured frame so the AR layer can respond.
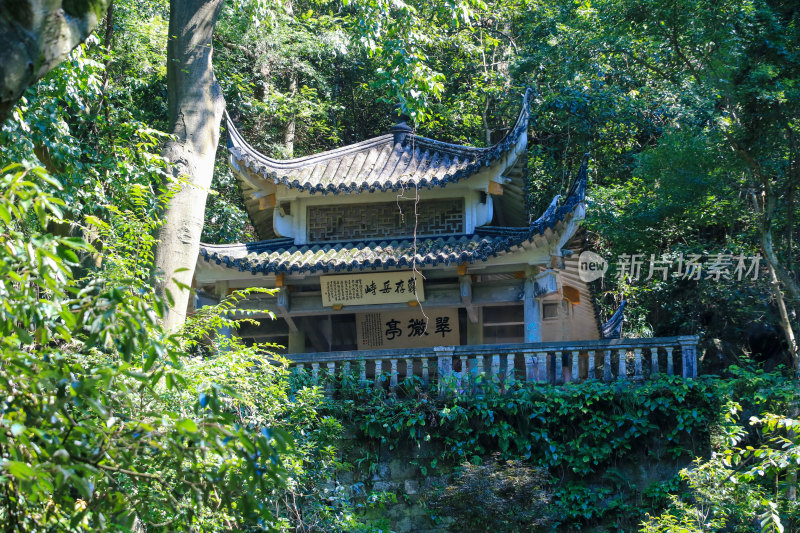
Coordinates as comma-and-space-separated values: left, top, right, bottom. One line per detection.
603, 349, 612, 382
666, 346, 674, 375
421, 358, 430, 385
459, 355, 469, 390
506, 353, 515, 386
491, 354, 501, 382
554, 351, 563, 384
475, 355, 485, 377
375, 359, 384, 386
571, 350, 580, 383
311, 362, 319, 384
524, 351, 535, 383
651, 348, 659, 376
617, 350, 627, 380
389, 359, 398, 390
405, 358, 414, 383
537, 352, 548, 383
634, 348, 643, 380
326, 362, 335, 397
588, 350, 596, 380
343, 361, 351, 379
359, 360, 366, 385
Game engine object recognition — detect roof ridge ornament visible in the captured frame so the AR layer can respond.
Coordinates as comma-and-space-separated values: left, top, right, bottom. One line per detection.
389, 103, 413, 144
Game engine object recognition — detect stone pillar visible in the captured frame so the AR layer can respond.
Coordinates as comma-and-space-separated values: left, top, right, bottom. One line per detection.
603, 350, 612, 382
617, 350, 627, 380
405, 358, 414, 382
679, 338, 698, 378
523, 276, 542, 343
421, 358, 430, 385
311, 362, 319, 384
588, 350, 596, 380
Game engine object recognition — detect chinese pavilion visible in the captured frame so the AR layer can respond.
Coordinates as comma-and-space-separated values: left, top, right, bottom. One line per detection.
194, 90, 618, 358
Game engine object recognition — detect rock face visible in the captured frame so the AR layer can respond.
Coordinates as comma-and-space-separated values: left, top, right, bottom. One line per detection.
339, 436, 449, 533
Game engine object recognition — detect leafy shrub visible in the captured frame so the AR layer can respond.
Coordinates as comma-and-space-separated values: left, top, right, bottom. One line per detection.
426, 454, 552, 532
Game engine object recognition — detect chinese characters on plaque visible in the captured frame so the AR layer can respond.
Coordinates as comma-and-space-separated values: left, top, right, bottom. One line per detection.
320, 271, 425, 307
356, 308, 460, 350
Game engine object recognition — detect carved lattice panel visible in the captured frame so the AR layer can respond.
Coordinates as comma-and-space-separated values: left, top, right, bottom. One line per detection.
307, 198, 465, 242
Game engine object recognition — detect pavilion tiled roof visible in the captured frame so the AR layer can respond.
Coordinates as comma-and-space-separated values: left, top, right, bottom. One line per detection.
198, 155, 588, 275
226, 90, 533, 195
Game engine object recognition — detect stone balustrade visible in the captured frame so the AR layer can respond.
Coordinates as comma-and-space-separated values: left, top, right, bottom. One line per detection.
288, 336, 699, 393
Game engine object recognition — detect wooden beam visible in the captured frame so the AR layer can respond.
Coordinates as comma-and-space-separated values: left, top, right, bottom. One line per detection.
488, 181, 504, 196
259, 193, 276, 210
276, 288, 298, 332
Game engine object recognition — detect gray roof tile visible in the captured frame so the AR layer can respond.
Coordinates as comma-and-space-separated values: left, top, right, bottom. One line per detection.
226, 90, 533, 194
199, 155, 589, 275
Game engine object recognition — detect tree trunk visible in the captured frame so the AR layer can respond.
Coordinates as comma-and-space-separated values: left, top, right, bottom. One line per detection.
154, 0, 225, 331
283, 74, 297, 157
0, 0, 112, 123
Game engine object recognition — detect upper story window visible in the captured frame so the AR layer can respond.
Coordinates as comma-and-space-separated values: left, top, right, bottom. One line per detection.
307, 198, 465, 242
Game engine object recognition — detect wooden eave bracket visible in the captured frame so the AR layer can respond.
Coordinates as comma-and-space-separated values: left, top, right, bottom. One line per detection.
276, 288, 298, 332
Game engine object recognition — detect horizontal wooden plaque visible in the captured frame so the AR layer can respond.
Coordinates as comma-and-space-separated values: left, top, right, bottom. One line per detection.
321, 271, 425, 307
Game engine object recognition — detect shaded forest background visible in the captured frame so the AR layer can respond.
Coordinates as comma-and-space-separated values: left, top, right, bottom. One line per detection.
9, 0, 798, 356
0, 0, 798, 531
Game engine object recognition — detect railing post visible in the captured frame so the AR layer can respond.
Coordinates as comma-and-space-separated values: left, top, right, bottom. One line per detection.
524, 351, 535, 383
506, 353, 516, 387
679, 338, 698, 378
405, 358, 414, 383
665, 347, 674, 376
617, 350, 627, 380
358, 360, 367, 385
588, 350, 596, 380
435, 346, 455, 396
634, 348, 643, 381
537, 352, 548, 383
554, 351, 563, 384
571, 350, 580, 383
311, 362, 319, 384
603, 350, 612, 382
421, 358, 430, 386
650, 348, 659, 376
389, 359, 398, 390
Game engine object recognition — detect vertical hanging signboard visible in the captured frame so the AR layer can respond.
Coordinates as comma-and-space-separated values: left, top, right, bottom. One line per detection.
356, 308, 460, 350
320, 271, 425, 307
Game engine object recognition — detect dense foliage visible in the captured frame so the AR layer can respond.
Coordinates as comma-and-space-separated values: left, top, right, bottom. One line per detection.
320, 368, 798, 531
